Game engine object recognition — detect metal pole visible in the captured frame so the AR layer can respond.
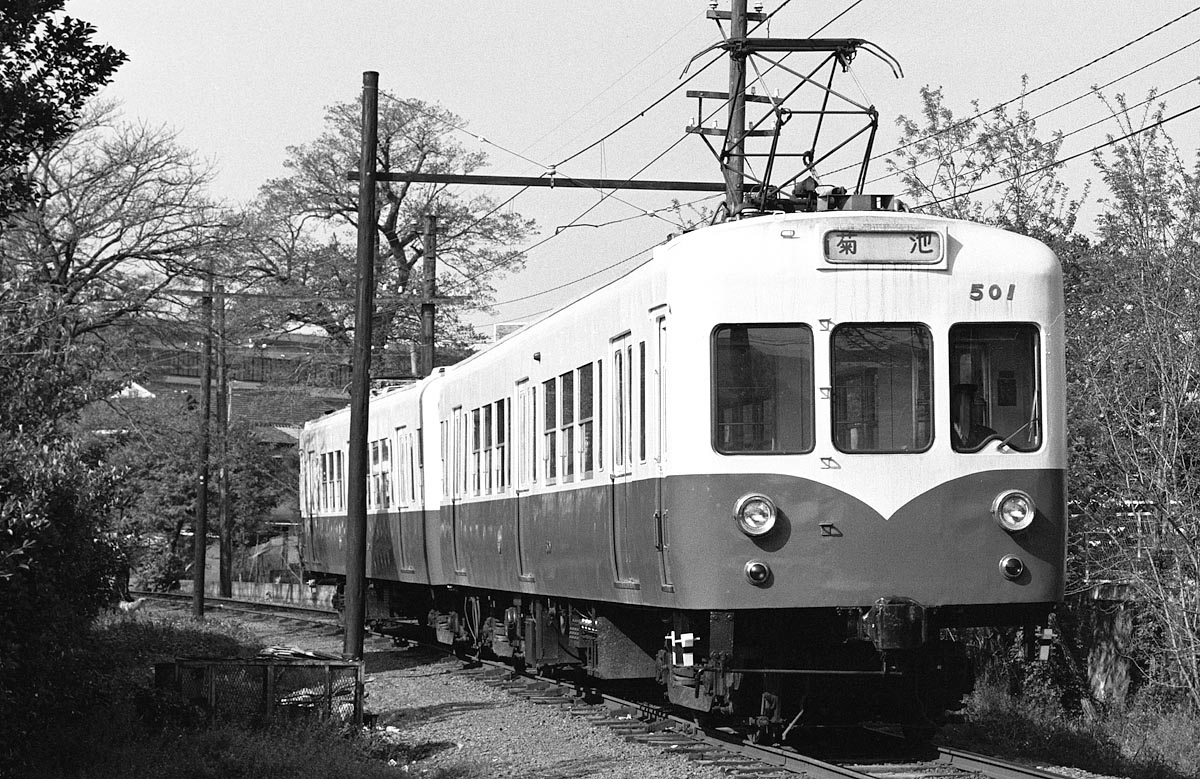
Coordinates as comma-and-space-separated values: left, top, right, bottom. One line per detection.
192, 273, 213, 618
724, 0, 748, 215
421, 213, 437, 377
343, 71, 378, 660
216, 284, 232, 598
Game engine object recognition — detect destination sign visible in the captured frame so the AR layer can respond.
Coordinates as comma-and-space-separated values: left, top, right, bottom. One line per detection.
822, 229, 944, 264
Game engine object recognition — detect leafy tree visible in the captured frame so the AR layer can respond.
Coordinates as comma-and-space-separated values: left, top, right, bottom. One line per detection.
1066, 93, 1200, 711
241, 95, 536, 373
0, 312, 123, 765
83, 392, 294, 589
1, 87, 235, 755
887, 82, 1082, 240
0, 1, 125, 219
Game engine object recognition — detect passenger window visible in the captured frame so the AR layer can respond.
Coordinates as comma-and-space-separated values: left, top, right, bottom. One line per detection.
544, 378, 557, 482
560, 370, 574, 481
950, 324, 1041, 452
831, 324, 932, 453
713, 324, 814, 454
578, 363, 594, 477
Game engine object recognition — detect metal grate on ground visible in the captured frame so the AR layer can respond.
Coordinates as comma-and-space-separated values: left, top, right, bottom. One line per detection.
156, 647, 363, 725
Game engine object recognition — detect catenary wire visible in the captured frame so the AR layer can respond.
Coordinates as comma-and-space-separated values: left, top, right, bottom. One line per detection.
890, 76, 1199, 195
487, 192, 721, 310
492, 246, 654, 308
377, 93, 688, 232
869, 35, 1200, 188
523, 9, 709, 161
827, 4, 1200, 182
552, 0, 798, 169
447, 0, 871, 303
915, 100, 1200, 209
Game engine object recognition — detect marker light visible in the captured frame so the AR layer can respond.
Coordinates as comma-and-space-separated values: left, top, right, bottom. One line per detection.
991, 490, 1036, 532
999, 555, 1025, 580
745, 560, 772, 586
734, 493, 777, 537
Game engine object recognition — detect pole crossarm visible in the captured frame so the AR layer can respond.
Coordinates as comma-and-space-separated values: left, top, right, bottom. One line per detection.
349, 171, 727, 192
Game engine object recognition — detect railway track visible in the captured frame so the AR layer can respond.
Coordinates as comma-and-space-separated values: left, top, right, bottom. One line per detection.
140, 594, 1070, 779
462, 666, 1073, 779
132, 590, 340, 630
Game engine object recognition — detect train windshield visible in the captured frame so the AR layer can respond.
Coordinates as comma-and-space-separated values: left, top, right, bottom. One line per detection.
831, 324, 933, 453
713, 324, 814, 454
949, 323, 1041, 452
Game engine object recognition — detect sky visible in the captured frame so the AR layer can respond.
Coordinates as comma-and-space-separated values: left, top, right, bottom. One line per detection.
67, 1, 1200, 333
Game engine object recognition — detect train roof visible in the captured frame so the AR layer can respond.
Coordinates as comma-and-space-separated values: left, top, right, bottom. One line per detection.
448, 209, 1057, 368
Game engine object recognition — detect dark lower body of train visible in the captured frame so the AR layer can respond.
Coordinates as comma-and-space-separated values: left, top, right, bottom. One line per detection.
304, 463, 1063, 741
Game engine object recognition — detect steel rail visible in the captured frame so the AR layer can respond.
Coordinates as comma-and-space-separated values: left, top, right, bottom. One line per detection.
131, 596, 1084, 779
937, 747, 1077, 779
132, 590, 339, 626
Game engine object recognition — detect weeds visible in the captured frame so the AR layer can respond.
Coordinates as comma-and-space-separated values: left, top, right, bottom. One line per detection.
939, 676, 1200, 779
5, 610, 465, 779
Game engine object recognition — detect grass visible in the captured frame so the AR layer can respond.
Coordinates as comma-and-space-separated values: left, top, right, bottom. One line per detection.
939, 676, 1200, 779
12, 612, 1200, 779
7, 611, 469, 779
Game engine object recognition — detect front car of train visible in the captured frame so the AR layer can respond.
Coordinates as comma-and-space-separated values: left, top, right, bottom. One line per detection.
653, 200, 1066, 738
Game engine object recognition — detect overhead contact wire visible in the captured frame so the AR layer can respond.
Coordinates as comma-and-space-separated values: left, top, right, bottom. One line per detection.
835, 5, 1200, 180
870, 36, 1200, 187
916, 100, 1200, 209
552, 0, 797, 169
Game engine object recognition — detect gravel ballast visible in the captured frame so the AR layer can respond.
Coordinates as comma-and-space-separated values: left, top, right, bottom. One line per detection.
237, 618, 729, 779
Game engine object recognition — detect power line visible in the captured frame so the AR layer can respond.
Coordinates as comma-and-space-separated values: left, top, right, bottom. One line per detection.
915, 100, 1200, 209
377, 92, 692, 234
452, 0, 871, 304
840, 4, 1200, 181
809, 0, 867, 36
872, 37, 1200, 188
553, 0, 798, 169
524, 9, 709, 162
478, 193, 712, 313
492, 246, 654, 308
899, 77, 1200, 197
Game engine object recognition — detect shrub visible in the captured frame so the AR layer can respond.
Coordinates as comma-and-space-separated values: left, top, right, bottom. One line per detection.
0, 432, 125, 768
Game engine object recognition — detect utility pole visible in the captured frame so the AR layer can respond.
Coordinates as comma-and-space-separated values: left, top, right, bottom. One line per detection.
192, 272, 213, 618
420, 213, 437, 377
344, 70, 379, 661
723, 0, 749, 215
216, 284, 232, 598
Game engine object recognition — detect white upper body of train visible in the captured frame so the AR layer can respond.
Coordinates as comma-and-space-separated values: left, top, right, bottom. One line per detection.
301, 208, 1065, 618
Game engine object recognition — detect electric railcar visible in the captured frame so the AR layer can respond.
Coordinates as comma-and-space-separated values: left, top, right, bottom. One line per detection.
300, 198, 1066, 737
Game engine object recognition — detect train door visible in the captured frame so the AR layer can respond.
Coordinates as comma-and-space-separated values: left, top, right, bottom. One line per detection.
393, 427, 410, 572
451, 406, 466, 574
653, 311, 674, 591
609, 332, 638, 587
515, 380, 535, 581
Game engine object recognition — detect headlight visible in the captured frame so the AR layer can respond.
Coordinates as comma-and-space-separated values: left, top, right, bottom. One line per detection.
734, 493, 777, 537
991, 490, 1036, 532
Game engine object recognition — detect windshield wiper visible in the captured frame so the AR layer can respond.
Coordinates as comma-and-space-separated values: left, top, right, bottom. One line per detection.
998, 394, 1041, 451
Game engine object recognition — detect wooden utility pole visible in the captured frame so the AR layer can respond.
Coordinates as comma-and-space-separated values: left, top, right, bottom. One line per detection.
344, 71, 379, 660
420, 213, 437, 377
724, 0, 749, 215
216, 284, 232, 598
192, 274, 213, 618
